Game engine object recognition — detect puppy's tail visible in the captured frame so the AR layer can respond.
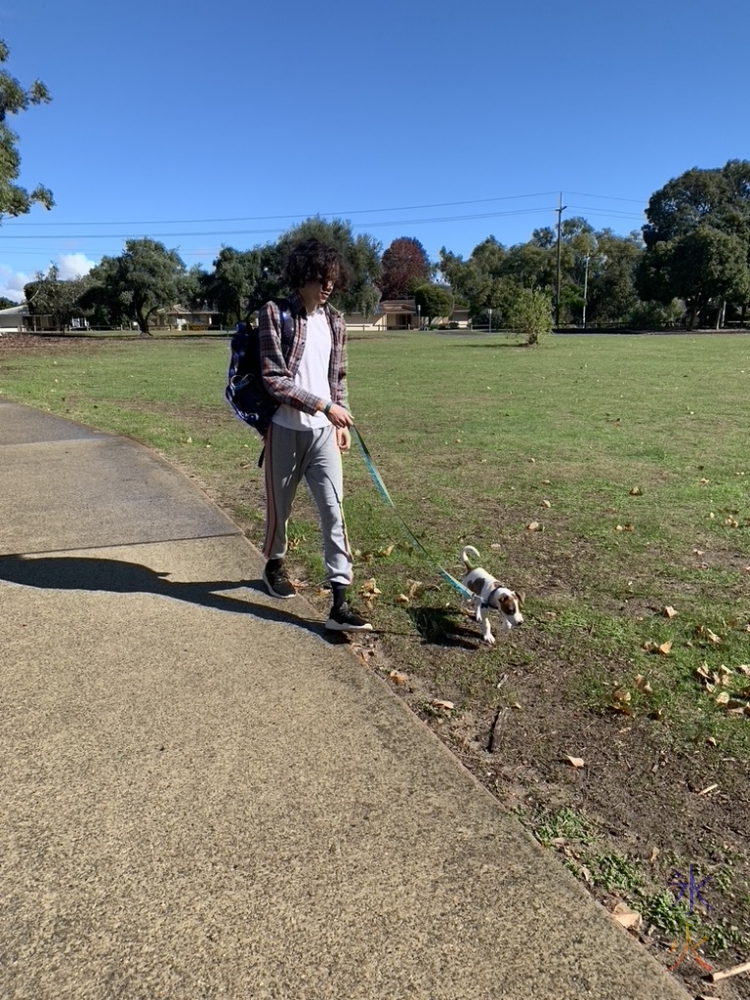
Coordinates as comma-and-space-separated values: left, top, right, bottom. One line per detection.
461, 545, 482, 570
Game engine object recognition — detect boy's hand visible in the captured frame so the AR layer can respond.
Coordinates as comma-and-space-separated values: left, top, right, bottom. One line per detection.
337, 427, 351, 452
325, 402, 353, 429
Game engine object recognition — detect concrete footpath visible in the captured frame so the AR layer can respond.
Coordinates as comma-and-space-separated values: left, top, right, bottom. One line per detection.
0, 401, 690, 1000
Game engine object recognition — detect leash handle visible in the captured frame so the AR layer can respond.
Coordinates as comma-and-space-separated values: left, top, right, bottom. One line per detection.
351, 425, 473, 601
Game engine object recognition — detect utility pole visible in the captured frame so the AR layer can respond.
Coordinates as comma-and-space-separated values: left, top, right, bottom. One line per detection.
555, 193, 567, 329
582, 255, 590, 330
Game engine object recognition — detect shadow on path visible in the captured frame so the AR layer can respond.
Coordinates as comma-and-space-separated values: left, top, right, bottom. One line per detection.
0, 553, 337, 641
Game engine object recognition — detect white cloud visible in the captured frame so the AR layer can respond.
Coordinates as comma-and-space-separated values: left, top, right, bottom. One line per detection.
56, 253, 96, 280
0, 253, 98, 302
0, 265, 32, 303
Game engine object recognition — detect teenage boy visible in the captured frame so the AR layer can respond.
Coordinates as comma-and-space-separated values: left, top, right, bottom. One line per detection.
257, 237, 372, 633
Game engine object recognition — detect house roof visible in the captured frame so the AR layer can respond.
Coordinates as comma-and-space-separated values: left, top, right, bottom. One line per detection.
0, 304, 28, 316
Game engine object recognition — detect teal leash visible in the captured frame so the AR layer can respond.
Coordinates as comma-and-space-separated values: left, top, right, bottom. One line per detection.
351, 425, 473, 601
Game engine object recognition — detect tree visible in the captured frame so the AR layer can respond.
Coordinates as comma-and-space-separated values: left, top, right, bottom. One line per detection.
585, 230, 643, 326
83, 239, 188, 336
506, 287, 553, 344
643, 166, 733, 247
380, 237, 431, 299
276, 217, 382, 316
0, 295, 16, 310
204, 247, 262, 325
500, 241, 552, 289
0, 40, 53, 220
413, 283, 454, 326
439, 238, 511, 323
664, 227, 748, 329
641, 162, 750, 326
24, 265, 94, 328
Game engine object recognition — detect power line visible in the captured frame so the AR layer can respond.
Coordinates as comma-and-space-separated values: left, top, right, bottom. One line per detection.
3, 188, 650, 231
566, 190, 647, 205
2, 191, 561, 229
0, 206, 559, 242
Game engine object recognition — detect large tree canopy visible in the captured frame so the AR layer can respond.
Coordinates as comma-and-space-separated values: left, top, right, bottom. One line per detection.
642, 162, 750, 247
640, 161, 750, 327
0, 40, 53, 220
83, 239, 189, 336
24, 265, 93, 328
380, 237, 431, 299
201, 245, 281, 325
276, 217, 382, 317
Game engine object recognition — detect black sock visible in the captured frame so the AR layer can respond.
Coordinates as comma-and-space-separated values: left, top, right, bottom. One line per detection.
331, 583, 347, 610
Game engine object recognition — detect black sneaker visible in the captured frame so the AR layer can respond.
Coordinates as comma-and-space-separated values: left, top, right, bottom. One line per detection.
262, 560, 296, 599
325, 601, 373, 632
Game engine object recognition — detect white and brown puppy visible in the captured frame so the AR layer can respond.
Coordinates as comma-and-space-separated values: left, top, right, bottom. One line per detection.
461, 545, 523, 645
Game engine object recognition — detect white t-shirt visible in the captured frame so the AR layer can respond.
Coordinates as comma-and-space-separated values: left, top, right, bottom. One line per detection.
272, 307, 332, 430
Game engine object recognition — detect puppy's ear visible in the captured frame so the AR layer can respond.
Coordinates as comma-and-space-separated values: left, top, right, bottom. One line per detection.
514, 591, 525, 606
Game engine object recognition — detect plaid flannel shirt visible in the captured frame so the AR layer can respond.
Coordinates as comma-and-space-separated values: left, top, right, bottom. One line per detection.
257, 292, 348, 414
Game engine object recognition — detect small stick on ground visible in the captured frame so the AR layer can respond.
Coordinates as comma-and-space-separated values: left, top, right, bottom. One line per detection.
708, 957, 750, 983
487, 674, 509, 753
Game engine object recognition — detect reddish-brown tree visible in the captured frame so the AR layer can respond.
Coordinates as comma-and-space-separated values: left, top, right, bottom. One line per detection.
380, 237, 431, 300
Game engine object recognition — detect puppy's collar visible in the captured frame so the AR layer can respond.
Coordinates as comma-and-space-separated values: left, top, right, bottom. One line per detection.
482, 586, 504, 609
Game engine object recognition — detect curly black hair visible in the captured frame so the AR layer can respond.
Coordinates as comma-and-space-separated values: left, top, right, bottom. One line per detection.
284, 237, 350, 293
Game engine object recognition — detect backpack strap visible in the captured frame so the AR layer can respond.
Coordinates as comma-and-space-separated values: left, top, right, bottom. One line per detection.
274, 297, 294, 354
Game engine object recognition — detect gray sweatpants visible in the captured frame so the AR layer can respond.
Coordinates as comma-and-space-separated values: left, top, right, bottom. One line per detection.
262, 422, 352, 586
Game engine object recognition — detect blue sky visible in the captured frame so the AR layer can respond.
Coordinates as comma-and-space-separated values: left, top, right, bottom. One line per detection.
2, 0, 748, 301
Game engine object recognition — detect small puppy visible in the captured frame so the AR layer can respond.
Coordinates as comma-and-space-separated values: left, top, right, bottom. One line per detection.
460, 545, 523, 645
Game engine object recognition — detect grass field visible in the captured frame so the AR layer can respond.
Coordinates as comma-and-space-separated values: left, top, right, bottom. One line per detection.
2, 329, 749, 992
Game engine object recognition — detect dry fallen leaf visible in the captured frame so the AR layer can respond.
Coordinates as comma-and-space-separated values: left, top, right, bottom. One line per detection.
526, 521, 542, 531
565, 755, 585, 769
379, 544, 395, 557
706, 736, 718, 747
648, 846, 659, 862
360, 578, 381, 597
541, 499, 552, 508
634, 674, 653, 696
663, 606, 678, 619
715, 691, 730, 705
611, 902, 641, 930
396, 594, 410, 604
658, 641, 673, 656
389, 670, 409, 686
431, 699, 454, 712
629, 487, 643, 496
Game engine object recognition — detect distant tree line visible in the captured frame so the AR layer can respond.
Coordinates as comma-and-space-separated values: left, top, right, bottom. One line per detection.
19, 160, 750, 335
